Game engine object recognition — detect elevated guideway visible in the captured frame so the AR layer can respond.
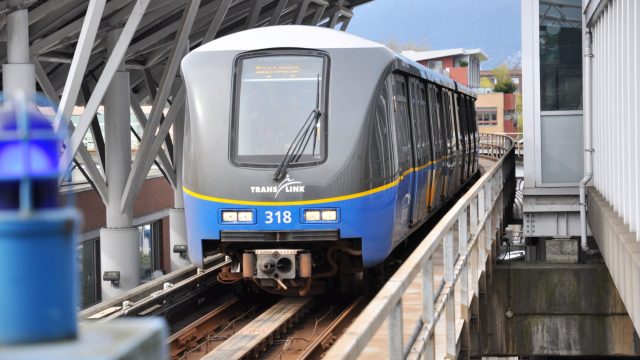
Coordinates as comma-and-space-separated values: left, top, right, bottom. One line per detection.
325, 134, 516, 359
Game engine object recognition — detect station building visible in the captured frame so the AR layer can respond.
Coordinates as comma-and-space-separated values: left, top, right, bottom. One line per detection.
522, 0, 640, 334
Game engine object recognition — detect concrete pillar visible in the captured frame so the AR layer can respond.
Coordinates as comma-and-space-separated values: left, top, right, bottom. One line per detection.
3, 9, 36, 98
100, 29, 139, 300
169, 105, 190, 271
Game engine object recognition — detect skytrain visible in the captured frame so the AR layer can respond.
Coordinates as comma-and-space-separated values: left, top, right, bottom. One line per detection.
181, 25, 478, 295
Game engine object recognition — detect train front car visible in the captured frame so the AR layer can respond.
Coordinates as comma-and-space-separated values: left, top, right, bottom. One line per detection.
181, 26, 399, 295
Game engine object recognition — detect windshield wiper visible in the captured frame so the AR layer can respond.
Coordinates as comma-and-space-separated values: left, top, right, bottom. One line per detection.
272, 108, 321, 181
273, 74, 322, 182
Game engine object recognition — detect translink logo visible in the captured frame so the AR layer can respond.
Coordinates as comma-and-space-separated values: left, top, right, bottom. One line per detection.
250, 175, 305, 198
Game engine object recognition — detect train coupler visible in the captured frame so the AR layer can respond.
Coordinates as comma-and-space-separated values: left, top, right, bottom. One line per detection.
242, 249, 312, 281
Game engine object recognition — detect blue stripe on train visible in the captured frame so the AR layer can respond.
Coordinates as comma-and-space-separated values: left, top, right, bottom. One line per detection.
184, 183, 397, 268
184, 163, 442, 268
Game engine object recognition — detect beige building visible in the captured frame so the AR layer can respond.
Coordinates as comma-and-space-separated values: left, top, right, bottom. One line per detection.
475, 93, 504, 134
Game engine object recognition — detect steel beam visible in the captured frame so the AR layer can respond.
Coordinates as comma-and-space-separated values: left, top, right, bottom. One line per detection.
129, 94, 177, 188
310, 0, 328, 25
120, 0, 199, 210
268, 0, 288, 25
121, 87, 185, 211
295, 0, 311, 24
141, 68, 174, 162
35, 58, 109, 202
60, 0, 150, 174
28, 0, 77, 25
81, 83, 106, 170
203, 0, 233, 43
246, 0, 264, 28
52, 0, 105, 132
33, 59, 58, 101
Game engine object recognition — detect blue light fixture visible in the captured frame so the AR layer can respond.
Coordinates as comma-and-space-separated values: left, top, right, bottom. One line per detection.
0, 94, 81, 344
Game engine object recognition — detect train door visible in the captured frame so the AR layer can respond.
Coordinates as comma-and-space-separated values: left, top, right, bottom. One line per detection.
469, 100, 479, 173
427, 83, 444, 212
464, 96, 474, 177
391, 74, 414, 234
407, 77, 430, 225
439, 89, 452, 200
456, 94, 468, 183
446, 90, 461, 196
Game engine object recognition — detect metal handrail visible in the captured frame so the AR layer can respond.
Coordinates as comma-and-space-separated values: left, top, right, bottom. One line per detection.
480, 132, 522, 157
325, 134, 515, 360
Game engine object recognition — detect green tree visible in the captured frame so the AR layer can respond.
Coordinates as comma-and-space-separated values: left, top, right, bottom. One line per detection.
516, 93, 523, 133
492, 64, 516, 94
480, 76, 493, 89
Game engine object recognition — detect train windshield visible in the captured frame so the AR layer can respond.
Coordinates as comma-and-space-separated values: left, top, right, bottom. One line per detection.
233, 54, 327, 166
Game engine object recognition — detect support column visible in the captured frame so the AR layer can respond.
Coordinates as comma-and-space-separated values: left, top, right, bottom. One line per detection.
100, 29, 139, 300
169, 103, 190, 271
3, 9, 35, 98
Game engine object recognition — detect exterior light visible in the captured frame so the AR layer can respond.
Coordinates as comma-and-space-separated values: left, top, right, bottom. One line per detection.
304, 210, 321, 221
237, 211, 253, 222
321, 210, 337, 221
303, 209, 338, 222
222, 211, 238, 222
221, 210, 255, 224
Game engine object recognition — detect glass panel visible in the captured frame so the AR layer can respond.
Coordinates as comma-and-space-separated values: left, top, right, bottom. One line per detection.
235, 55, 326, 165
539, 0, 582, 110
140, 224, 153, 282
78, 239, 99, 308
540, 114, 583, 183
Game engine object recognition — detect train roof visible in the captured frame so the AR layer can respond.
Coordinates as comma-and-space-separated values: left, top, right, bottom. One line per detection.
194, 25, 384, 52
192, 25, 475, 97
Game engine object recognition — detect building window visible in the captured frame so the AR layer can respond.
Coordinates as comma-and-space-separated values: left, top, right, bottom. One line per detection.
428, 60, 443, 73
512, 77, 520, 84
539, 0, 582, 110
476, 107, 498, 126
140, 221, 163, 282
78, 238, 100, 308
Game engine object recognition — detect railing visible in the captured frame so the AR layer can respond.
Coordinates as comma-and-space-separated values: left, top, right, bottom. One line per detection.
326, 134, 515, 359
480, 132, 522, 158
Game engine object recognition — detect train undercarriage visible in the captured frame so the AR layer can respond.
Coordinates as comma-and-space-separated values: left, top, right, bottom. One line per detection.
214, 237, 364, 296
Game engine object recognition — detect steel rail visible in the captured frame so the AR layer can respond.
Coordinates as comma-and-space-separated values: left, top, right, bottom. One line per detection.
202, 297, 314, 359
295, 297, 365, 360
168, 296, 240, 359
80, 254, 229, 321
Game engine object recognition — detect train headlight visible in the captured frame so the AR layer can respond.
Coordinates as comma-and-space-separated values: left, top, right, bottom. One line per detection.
321, 210, 337, 221
304, 210, 321, 221
222, 211, 238, 222
221, 210, 255, 224
237, 211, 253, 222
303, 209, 338, 222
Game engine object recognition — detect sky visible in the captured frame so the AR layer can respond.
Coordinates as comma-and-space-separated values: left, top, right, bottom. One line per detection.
347, 0, 522, 70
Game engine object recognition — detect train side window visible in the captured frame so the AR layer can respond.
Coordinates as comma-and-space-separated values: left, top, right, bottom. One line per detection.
418, 82, 431, 163
438, 88, 450, 149
428, 84, 442, 160
392, 74, 412, 173
458, 94, 468, 147
446, 90, 459, 150
369, 82, 394, 181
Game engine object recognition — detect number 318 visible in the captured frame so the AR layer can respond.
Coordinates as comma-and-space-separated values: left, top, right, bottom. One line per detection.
264, 211, 292, 224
